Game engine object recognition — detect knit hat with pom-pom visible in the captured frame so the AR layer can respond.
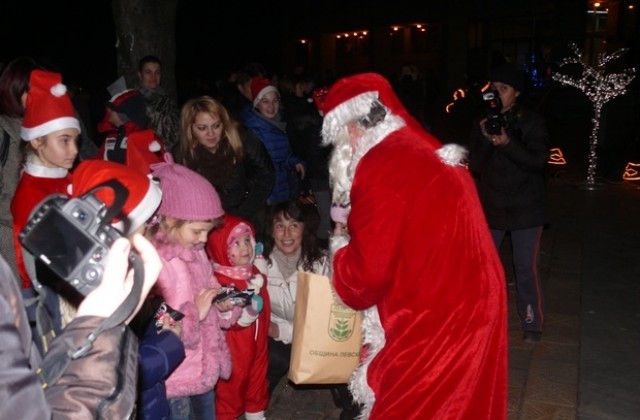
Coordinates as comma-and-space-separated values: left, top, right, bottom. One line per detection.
150, 154, 224, 221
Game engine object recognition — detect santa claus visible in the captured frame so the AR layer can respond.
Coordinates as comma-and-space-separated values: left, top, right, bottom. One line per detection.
321, 73, 507, 419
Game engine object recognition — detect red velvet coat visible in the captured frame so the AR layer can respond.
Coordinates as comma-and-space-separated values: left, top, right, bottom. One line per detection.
332, 126, 508, 419
10, 167, 71, 288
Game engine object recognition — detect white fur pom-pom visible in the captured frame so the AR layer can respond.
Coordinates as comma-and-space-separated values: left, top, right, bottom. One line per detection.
436, 143, 468, 167
50, 83, 67, 97
149, 140, 161, 152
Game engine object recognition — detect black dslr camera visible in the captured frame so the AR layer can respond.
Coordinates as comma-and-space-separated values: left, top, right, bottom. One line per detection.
20, 180, 129, 296
482, 91, 508, 135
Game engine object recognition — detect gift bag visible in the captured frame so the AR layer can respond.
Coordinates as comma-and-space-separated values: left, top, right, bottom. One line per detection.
289, 271, 362, 384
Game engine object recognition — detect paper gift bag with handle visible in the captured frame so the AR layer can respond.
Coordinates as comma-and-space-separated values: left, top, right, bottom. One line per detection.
289, 271, 362, 384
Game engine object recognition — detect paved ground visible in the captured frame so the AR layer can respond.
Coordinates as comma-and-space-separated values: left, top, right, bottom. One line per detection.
264, 168, 640, 419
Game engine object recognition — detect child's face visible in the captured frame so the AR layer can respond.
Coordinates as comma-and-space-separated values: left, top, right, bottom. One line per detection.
229, 233, 254, 266
169, 219, 216, 249
108, 109, 125, 127
32, 128, 79, 169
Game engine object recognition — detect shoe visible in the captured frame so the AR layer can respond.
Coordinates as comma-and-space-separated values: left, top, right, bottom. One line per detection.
523, 331, 542, 343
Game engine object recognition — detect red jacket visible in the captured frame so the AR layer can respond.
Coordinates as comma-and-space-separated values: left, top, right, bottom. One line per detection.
332, 126, 508, 419
11, 166, 71, 288
206, 214, 271, 419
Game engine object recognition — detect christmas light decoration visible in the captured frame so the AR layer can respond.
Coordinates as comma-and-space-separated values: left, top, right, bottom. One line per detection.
548, 147, 567, 165
552, 43, 635, 187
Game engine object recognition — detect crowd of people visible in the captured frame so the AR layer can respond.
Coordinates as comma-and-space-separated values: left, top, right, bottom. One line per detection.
0, 52, 547, 419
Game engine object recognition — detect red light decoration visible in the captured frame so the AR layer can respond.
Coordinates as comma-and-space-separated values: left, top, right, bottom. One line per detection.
623, 162, 640, 181
548, 147, 567, 165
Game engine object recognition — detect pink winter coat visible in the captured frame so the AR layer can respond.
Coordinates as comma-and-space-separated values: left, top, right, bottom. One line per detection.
152, 230, 241, 399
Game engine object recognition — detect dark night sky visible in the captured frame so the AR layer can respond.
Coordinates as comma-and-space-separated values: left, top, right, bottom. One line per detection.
0, 0, 444, 92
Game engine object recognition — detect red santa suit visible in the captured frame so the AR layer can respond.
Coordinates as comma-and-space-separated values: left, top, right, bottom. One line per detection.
11, 163, 71, 288
206, 214, 271, 420
321, 73, 507, 419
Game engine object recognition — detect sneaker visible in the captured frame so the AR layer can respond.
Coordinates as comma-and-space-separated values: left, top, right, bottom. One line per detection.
523, 331, 542, 343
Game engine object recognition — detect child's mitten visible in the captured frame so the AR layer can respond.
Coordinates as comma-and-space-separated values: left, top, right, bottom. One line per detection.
248, 274, 264, 294
237, 294, 263, 327
254, 242, 268, 274
330, 204, 350, 224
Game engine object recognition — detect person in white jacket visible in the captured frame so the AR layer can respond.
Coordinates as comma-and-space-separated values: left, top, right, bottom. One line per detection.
264, 200, 361, 419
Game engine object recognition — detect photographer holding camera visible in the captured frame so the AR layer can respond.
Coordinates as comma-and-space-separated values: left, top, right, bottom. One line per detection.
468, 63, 550, 343
0, 233, 163, 418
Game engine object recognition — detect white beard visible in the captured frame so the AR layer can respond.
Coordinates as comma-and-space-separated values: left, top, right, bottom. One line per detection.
327, 114, 405, 207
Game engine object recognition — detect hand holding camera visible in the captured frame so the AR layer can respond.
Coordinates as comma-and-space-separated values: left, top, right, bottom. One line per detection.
76, 234, 161, 324
212, 286, 255, 306
481, 90, 509, 138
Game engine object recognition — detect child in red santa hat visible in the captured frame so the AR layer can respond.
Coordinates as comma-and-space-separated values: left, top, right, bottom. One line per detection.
11, 69, 81, 289
206, 214, 270, 420
96, 88, 166, 174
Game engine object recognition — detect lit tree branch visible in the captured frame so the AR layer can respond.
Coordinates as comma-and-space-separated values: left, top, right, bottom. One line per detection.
552, 43, 635, 185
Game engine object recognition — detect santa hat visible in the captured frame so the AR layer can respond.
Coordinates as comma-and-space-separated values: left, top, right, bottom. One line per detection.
250, 76, 278, 107
106, 89, 150, 129
21, 70, 81, 141
320, 73, 412, 146
69, 160, 162, 235
311, 86, 329, 114
151, 154, 224, 221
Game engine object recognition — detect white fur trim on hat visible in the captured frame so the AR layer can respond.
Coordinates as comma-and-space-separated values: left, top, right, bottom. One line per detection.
321, 91, 379, 147
21, 117, 81, 141
253, 85, 279, 108
112, 178, 163, 235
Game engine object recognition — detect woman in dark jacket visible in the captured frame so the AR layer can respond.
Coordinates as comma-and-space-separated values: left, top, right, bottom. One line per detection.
468, 63, 549, 343
175, 96, 275, 236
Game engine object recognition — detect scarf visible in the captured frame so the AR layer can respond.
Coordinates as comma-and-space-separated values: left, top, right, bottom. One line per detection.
271, 246, 301, 280
212, 262, 253, 281
190, 143, 235, 189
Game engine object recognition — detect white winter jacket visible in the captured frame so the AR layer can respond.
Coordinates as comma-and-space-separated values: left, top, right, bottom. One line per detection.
266, 255, 330, 344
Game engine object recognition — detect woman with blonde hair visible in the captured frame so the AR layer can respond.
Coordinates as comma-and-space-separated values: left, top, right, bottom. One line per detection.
175, 95, 274, 237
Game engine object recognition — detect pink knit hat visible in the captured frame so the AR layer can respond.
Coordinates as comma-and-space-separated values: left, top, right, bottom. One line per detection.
150, 154, 224, 221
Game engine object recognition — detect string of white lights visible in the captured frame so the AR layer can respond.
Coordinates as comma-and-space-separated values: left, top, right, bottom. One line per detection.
552, 43, 635, 185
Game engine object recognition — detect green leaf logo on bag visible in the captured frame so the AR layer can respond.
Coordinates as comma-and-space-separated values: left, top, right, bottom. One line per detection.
329, 304, 357, 342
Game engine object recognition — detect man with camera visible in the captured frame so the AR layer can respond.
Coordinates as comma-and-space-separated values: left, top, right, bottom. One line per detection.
468, 63, 550, 343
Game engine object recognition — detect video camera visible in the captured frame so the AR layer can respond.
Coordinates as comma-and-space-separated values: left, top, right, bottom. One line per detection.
20, 180, 130, 296
481, 90, 509, 135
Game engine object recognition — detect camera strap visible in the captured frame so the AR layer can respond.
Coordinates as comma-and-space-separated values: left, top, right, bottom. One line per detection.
36, 179, 145, 388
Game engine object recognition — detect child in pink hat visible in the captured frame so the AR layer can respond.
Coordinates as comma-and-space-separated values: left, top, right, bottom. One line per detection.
148, 154, 241, 419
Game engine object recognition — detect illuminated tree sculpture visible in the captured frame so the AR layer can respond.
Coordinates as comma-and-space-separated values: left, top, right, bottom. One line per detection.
552, 43, 635, 186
